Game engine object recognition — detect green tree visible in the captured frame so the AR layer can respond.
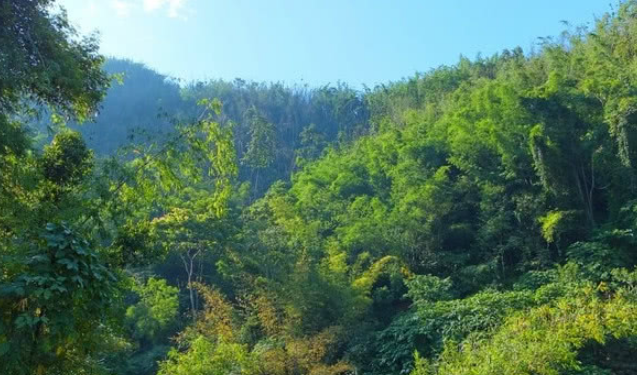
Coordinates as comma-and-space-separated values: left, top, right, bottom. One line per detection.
242, 106, 277, 196
0, 0, 108, 157
0, 223, 118, 375
126, 277, 179, 342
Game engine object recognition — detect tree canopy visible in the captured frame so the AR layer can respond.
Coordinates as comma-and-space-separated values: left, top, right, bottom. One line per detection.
5, 1, 637, 375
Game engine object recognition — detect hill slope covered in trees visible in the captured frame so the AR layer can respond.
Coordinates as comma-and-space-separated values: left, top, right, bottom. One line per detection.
4, 1, 637, 375
46, 59, 369, 197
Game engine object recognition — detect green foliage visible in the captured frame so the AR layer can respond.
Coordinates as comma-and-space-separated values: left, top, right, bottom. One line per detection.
405, 275, 453, 303
9, 1, 637, 374
0, 1, 108, 120
214, 7, 637, 372
116, 344, 172, 375
0, 222, 119, 374
42, 131, 94, 186
539, 210, 565, 243
428, 279, 637, 375
158, 336, 256, 375
126, 277, 179, 342
296, 123, 328, 166
111, 221, 161, 267
242, 106, 277, 170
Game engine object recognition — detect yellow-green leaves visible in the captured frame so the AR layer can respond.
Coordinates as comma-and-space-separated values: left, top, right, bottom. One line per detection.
126, 277, 179, 342
420, 272, 637, 375
539, 210, 565, 243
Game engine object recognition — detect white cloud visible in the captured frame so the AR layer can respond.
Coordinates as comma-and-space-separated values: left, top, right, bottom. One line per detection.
142, 0, 187, 18
142, 0, 162, 11
110, 0, 134, 17
104, 0, 189, 19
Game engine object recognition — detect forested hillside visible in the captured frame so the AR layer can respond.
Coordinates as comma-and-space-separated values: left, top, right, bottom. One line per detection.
41, 59, 369, 197
4, 1, 637, 375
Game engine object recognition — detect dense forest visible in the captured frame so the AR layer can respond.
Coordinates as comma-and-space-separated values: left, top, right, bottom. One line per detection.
32, 58, 369, 197
5, 1, 637, 374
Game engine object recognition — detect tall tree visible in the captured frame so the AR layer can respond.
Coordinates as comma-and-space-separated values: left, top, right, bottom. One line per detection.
242, 106, 276, 196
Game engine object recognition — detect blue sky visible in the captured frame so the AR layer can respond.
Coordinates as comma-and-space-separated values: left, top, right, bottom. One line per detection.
59, 0, 614, 87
